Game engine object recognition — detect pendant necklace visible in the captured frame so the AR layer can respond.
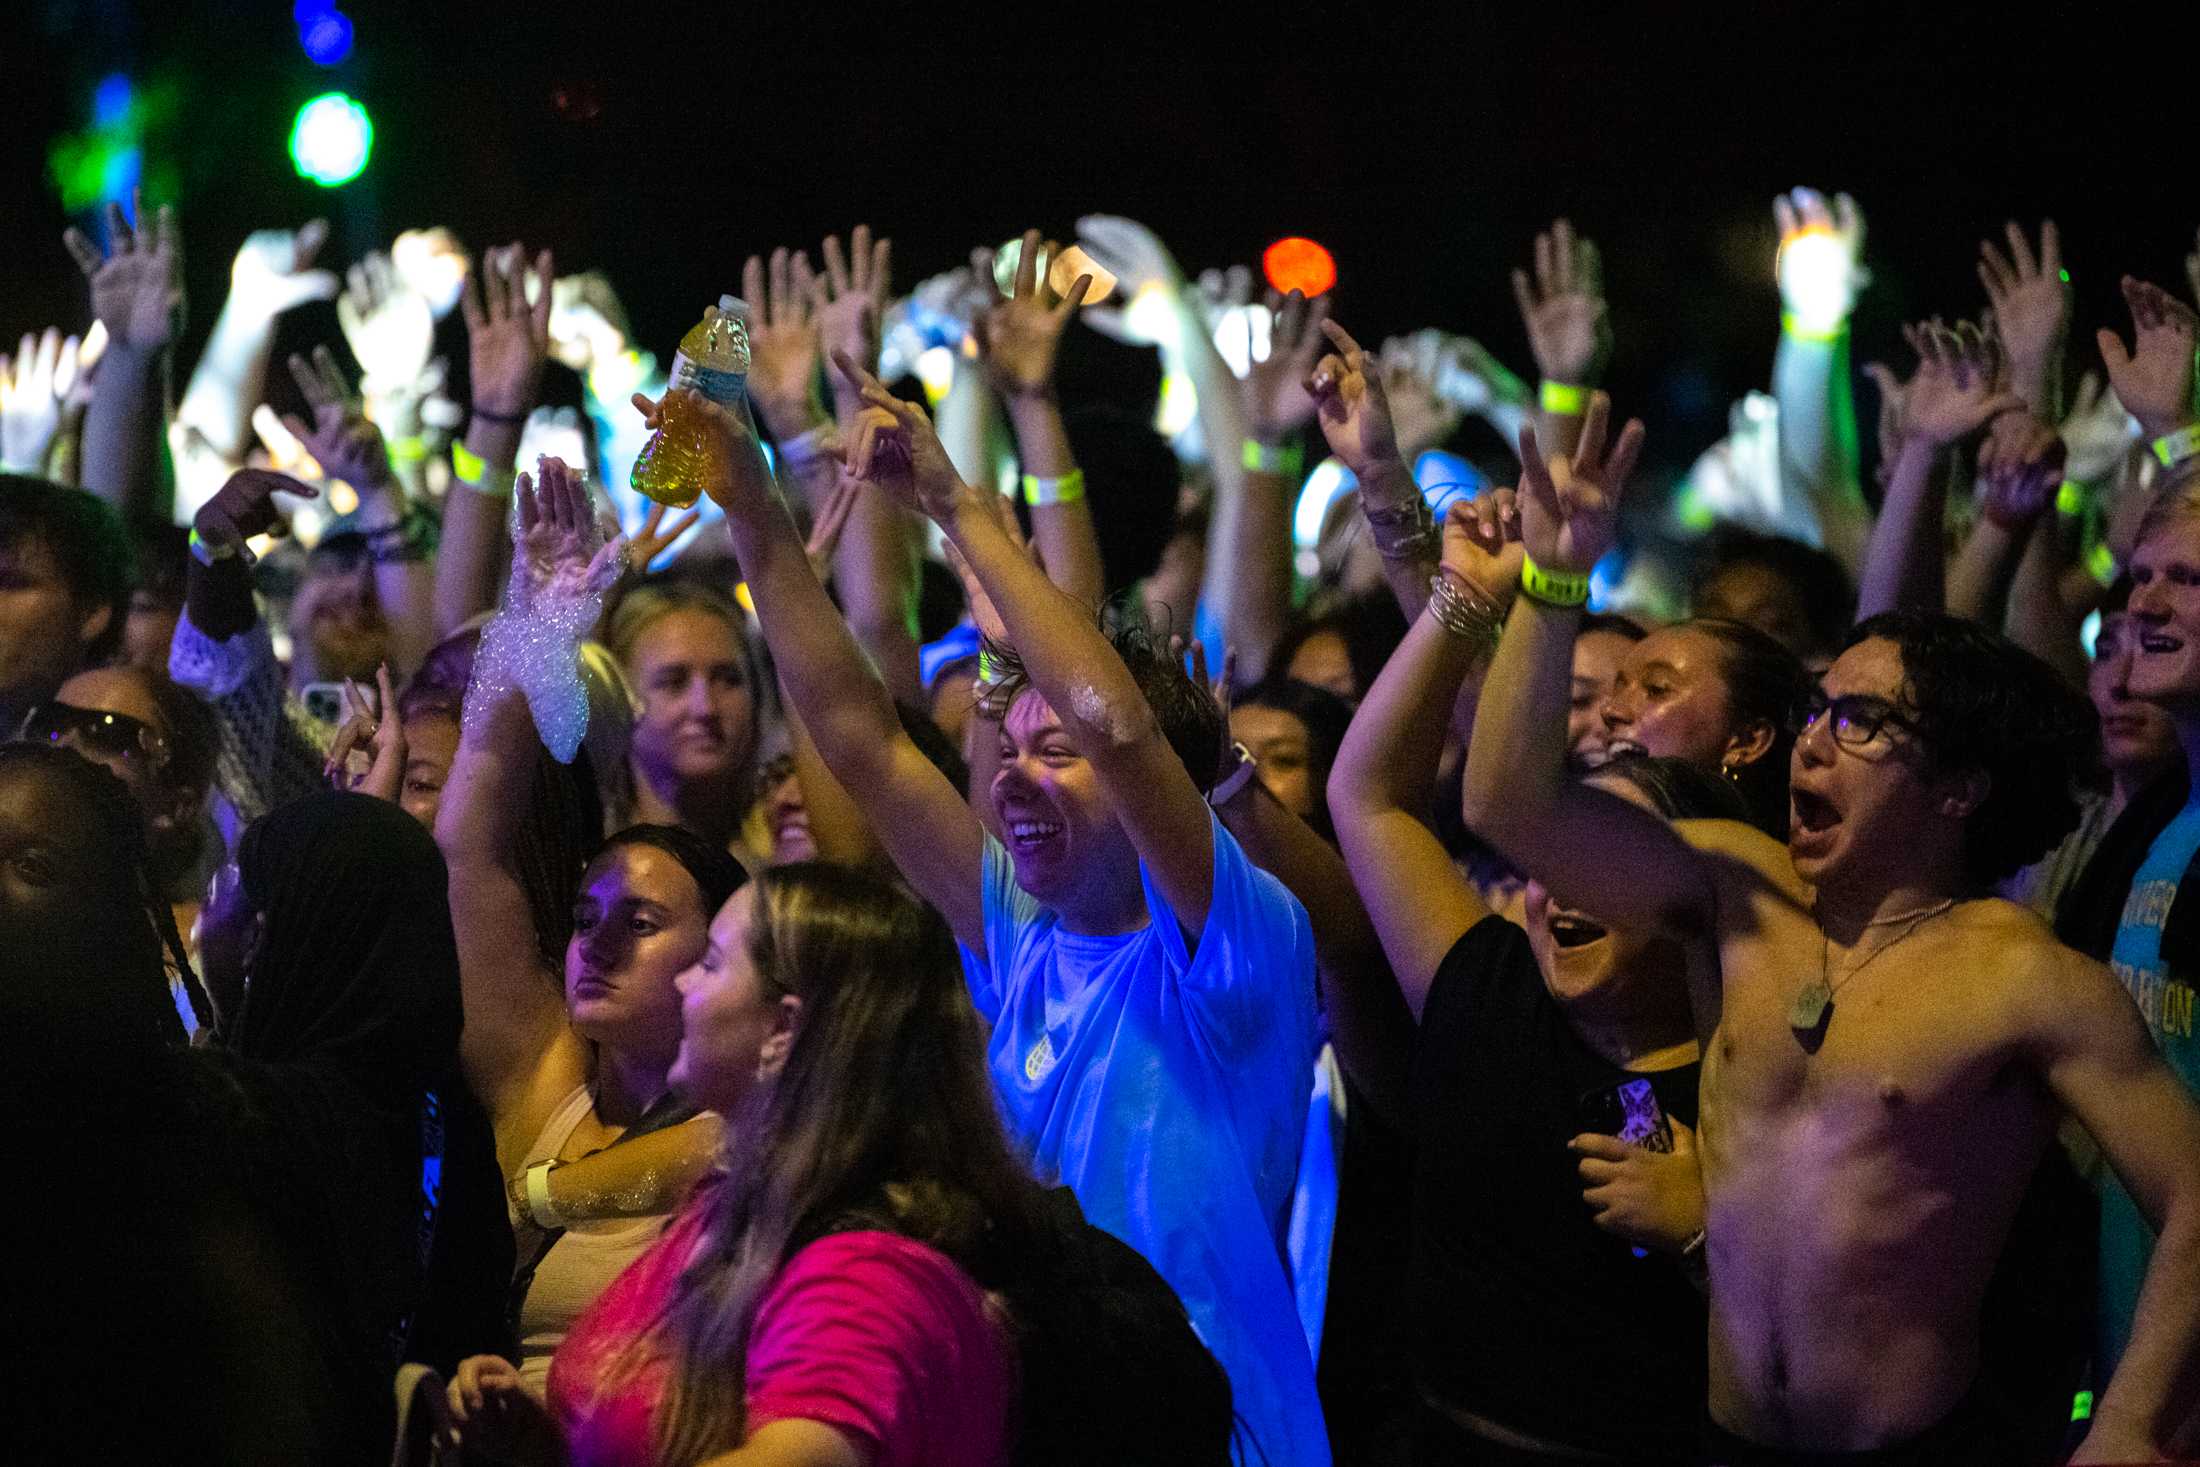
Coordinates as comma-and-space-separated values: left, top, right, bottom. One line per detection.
1789, 898, 1957, 1033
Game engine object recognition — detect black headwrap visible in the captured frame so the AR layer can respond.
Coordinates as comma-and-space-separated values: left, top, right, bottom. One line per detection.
204, 791, 466, 1460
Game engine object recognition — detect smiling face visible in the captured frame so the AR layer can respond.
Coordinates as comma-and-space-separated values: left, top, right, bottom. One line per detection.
1598, 625, 1752, 770
2089, 612, 2181, 780
992, 690, 1144, 932
627, 608, 757, 792
1786, 637, 1966, 893
1522, 773, 1685, 1013
669, 885, 794, 1114
2127, 513, 2200, 715
565, 842, 713, 1055
1568, 627, 1636, 767
761, 760, 815, 864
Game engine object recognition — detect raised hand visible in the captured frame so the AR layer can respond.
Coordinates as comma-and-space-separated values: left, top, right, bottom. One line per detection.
2097, 275, 2199, 440
1773, 187, 1867, 332
1894, 319, 2022, 447
338, 249, 436, 398
324, 663, 404, 800
1074, 214, 1185, 298
1976, 409, 2069, 531
973, 227, 1093, 400
513, 455, 623, 612
1515, 393, 1645, 576
228, 220, 338, 321
813, 225, 891, 390
828, 350, 968, 523
1306, 319, 1400, 474
283, 345, 394, 492
629, 386, 771, 514
1441, 486, 1526, 607
2059, 371, 2135, 484
63, 192, 184, 352
461, 243, 555, 420
1511, 217, 1610, 387
0, 328, 83, 472
195, 467, 317, 562
803, 469, 866, 584
742, 247, 826, 437
1241, 288, 1331, 442
1977, 220, 2069, 387
624, 499, 703, 577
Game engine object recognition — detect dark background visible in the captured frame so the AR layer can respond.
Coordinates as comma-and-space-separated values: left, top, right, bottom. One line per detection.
1, 1, 2187, 480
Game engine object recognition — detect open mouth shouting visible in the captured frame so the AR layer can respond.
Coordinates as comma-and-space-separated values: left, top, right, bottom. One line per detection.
1547, 911, 1610, 949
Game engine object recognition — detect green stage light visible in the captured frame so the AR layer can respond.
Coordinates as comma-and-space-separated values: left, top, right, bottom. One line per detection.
289, 91, 372, 187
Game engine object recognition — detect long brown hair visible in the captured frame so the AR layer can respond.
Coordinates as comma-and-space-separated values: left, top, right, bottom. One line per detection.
630, 862, 1049, 1466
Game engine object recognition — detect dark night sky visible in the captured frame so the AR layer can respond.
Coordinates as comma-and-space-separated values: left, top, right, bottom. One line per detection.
1, 2, 2184, 482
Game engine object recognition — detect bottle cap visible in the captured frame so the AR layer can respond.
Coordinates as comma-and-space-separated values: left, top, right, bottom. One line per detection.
717, 294, 748, 318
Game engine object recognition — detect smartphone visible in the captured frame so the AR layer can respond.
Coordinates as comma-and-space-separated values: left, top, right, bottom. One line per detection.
1577, 1077, 1674, 1154
301, 680, 373, 726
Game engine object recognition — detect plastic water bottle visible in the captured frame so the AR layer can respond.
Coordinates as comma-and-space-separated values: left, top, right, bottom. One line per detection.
631, 295, 751, 508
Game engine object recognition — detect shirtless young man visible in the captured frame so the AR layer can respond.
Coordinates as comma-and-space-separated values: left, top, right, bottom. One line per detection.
1462, 396, 2200, 1464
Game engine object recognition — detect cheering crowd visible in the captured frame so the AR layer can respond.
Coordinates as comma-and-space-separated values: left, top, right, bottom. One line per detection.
7, 182, 2200, 1467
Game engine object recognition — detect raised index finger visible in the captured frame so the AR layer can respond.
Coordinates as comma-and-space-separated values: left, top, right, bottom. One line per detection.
1317, 317, 1365, 363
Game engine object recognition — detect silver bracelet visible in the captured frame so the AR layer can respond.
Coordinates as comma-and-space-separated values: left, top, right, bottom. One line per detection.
1425, 571, 1504, 650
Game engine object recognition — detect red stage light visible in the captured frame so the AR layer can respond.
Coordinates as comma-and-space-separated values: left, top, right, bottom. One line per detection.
1262, 237, 1336, 298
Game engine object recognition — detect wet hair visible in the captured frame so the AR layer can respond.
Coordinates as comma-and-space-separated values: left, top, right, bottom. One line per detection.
1269, 593, 1412, 704
1685, 617, 1813, 839
1108, 611, 1227, 796
1849, 611, 2106, 885
1694, 527, 1856, 658
0, 473, 133, 667
1592, 752, 1752, 825
1236, 677, 1354, 840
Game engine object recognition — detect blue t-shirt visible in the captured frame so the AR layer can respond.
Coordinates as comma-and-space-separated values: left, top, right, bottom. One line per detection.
2102, 798, 2200, 1370
959, 813, 1329, 1467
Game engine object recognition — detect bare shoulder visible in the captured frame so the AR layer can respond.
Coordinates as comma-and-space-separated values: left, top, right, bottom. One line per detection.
1964, 898, 2136, 1047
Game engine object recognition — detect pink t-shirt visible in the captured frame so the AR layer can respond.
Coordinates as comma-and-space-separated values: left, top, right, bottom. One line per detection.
548, 1199, 1015, 1467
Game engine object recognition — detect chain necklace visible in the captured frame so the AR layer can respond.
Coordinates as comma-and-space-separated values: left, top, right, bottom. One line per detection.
1788, 898, 1957, 1033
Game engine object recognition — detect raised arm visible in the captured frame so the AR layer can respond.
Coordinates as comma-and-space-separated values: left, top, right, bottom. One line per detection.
1330, 499, 1516, 1019
1196, 285, 1328, 682
2029, 948, 2200, 1462
1769, 188, 1870, 574
814, 226, 924, 706
1854, 321, 2022, 620
0, 328, 86, 477
282, 346, 437, 678
1307, 319, 1439, 618
974, 229, 1105, 610
1511, 217, 1611, 464
837, 350, 1222, 935
2098, 275, 2199, 470
175, 222, 337, 473
435, 461, 614, 1134
658, 380, 989, 953
1977, 219, 2070, 419
65, 194, 182, 526
1462, 399, 1716, 942
439, 244, 554, 636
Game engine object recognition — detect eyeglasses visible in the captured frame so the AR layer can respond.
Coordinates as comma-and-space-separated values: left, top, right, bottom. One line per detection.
18, 701, 170, 766
1798, 689, 1917, 751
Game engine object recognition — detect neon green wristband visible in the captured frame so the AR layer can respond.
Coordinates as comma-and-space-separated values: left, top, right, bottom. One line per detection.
1241, 439, 1304, 478
1519, 552, 1591, 607
386, 434, 429, 464
1538, 380, 1588, 416
1021, 468, 1086, 508
2056, 481, 2084, 517
450, 440, 516, 499
2152, 424, 2200, 470
1780, 311, 1848, 344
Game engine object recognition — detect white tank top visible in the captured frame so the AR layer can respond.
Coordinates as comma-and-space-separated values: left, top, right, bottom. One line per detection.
511, 1084, 671, 1396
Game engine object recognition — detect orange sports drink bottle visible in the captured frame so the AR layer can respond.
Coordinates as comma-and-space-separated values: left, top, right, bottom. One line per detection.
631, 295, 752, 509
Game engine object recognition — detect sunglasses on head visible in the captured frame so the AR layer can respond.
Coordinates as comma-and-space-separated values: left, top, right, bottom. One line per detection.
18, 701, 170, 765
